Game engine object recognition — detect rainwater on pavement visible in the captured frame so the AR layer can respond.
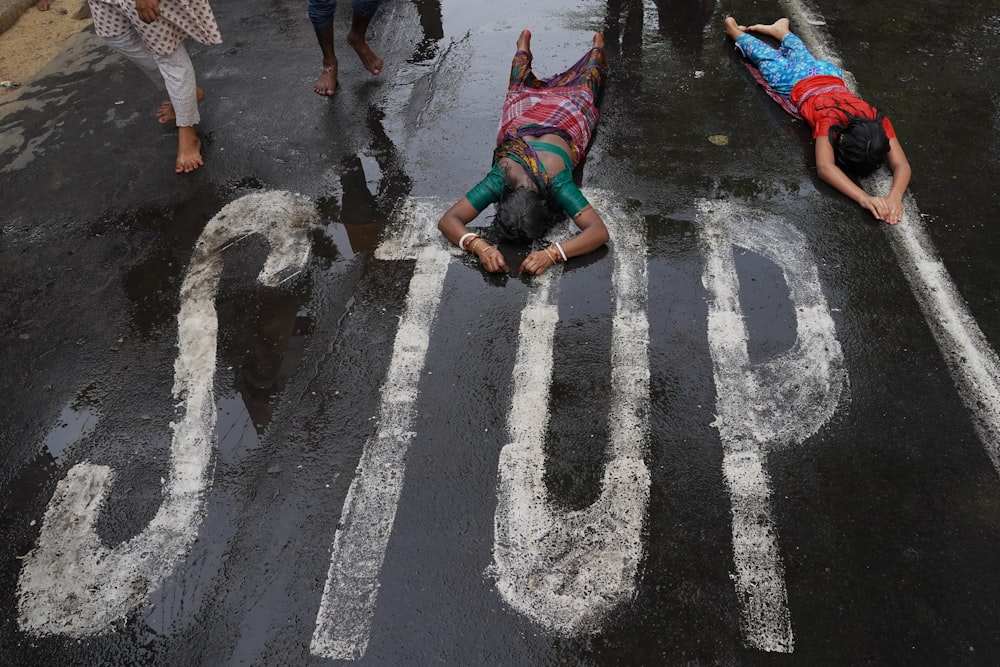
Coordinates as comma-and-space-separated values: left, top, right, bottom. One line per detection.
1, 0, 1000, 664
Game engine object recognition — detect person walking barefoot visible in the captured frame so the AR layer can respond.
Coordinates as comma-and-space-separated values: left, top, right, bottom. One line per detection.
308, 0, 384, 96
88, 0, 222, 173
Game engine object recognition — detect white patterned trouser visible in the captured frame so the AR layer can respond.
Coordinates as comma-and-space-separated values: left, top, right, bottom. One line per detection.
102, 29, 200, 127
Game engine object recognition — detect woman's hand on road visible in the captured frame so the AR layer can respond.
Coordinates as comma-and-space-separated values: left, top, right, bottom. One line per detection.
477, 244, 508, 273
518, 249, 555, 276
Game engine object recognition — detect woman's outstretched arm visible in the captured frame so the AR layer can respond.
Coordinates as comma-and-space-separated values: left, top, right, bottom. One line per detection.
815, 137, 910, 224
438, 197, 509, 273
518, 205, 610, 275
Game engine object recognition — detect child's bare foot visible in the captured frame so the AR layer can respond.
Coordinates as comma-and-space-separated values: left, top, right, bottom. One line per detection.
346, 30, 383, 75
747, 18, 790, 40
592, 32, 604, 49
157, 88, 205, 123
314, 61, 338, 95
175, 126, 203, 173
724, 17, 747, 40
516, 29, 531, 52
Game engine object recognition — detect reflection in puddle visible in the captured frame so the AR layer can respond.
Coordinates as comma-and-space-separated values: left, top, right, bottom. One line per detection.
215, 396, 257, 465
357, 150, 384, 194
122, 201, 317, 442
734, 248, 798, 363
42, 395, 99, 462
229, 299, 314, 437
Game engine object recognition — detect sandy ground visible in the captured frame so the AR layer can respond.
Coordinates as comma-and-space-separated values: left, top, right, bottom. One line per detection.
0, 0, 91, 97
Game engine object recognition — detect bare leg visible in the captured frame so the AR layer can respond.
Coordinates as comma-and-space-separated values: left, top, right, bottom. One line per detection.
747, 18, 790, 41
346, 12, 383, 75
593, 32, 604, 49
175, 126, 203, 173
157, 87, 205, 123
724, 16, 748, 41
516, 28, 531, 53
148, 42, 202, 172
313, 24, 339, 96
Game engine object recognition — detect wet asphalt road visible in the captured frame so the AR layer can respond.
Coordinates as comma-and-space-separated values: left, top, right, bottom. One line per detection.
2, 0, 1000, 664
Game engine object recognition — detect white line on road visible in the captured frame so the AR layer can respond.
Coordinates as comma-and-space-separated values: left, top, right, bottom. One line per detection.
888, 222, 1000, 469
699, 199, 848, 653
311, 198, 450, 660
491, 192, 652, 634
17, 191, 315, 635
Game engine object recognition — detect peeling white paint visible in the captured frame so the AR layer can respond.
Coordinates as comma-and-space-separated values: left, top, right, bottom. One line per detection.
491, 192, 651, 634
311, 198, 449, 660
886, 209, 1000, 470
17, 191, 315, 636
699, 199, 847, 653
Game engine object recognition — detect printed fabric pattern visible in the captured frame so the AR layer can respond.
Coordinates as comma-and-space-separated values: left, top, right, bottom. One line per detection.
89, 0, 222, 55
735, 32, 841, 97
496, 46, 607, 171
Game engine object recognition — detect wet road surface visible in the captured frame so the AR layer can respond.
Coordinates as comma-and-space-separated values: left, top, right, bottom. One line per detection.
2, 0, 1000, 664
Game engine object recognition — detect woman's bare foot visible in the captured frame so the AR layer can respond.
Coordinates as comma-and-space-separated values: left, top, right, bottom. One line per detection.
516, 29, 531, 52
157, 87, 205, 124
724, 17, 748, 40
175, 126, 203, 173
314, 61, 338, 96
747, 18, 790, 40
592, 32, 604, 49
346, 30, 383, 75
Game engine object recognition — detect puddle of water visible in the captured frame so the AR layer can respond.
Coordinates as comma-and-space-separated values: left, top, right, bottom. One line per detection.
734, 248, 798, 363
42, 389, 100, 462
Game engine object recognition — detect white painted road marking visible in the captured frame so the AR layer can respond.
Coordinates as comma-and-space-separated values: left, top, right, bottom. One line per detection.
699, 199, 847, 653
311, 198, 449, 660
17, 192, 315, 635
8, 5, 999, 652
887, 216, 1000, 471
491, 193, 651, 634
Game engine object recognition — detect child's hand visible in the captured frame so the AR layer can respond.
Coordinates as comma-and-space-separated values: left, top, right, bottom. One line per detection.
882, 195, 904, 224
859, 194, 901, 225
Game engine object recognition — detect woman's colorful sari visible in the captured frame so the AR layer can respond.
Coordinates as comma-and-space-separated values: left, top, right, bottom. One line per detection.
493, 45, 607, 188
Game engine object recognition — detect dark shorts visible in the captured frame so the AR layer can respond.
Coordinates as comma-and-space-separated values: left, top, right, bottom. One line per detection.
307, 0, 380, 31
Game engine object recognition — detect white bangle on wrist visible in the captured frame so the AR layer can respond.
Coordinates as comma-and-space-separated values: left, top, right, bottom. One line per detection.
458, 232, 478, 250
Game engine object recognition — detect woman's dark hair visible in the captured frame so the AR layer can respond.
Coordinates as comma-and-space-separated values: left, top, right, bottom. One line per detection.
493, 186, 562, 244
828, 110, 890, 176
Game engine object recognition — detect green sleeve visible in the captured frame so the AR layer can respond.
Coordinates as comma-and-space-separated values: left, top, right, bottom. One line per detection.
465, 165, 506, 212
549, 169, 590, 218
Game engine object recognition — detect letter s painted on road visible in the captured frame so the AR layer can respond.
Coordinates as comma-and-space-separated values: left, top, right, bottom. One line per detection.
17, 192, 315, 636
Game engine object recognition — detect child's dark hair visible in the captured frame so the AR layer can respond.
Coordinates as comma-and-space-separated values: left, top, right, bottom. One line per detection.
493, 186, 562, 243
828, 109, 890, 176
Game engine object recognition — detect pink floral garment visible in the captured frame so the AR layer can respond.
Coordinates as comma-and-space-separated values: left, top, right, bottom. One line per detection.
89, 0, 222, 55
